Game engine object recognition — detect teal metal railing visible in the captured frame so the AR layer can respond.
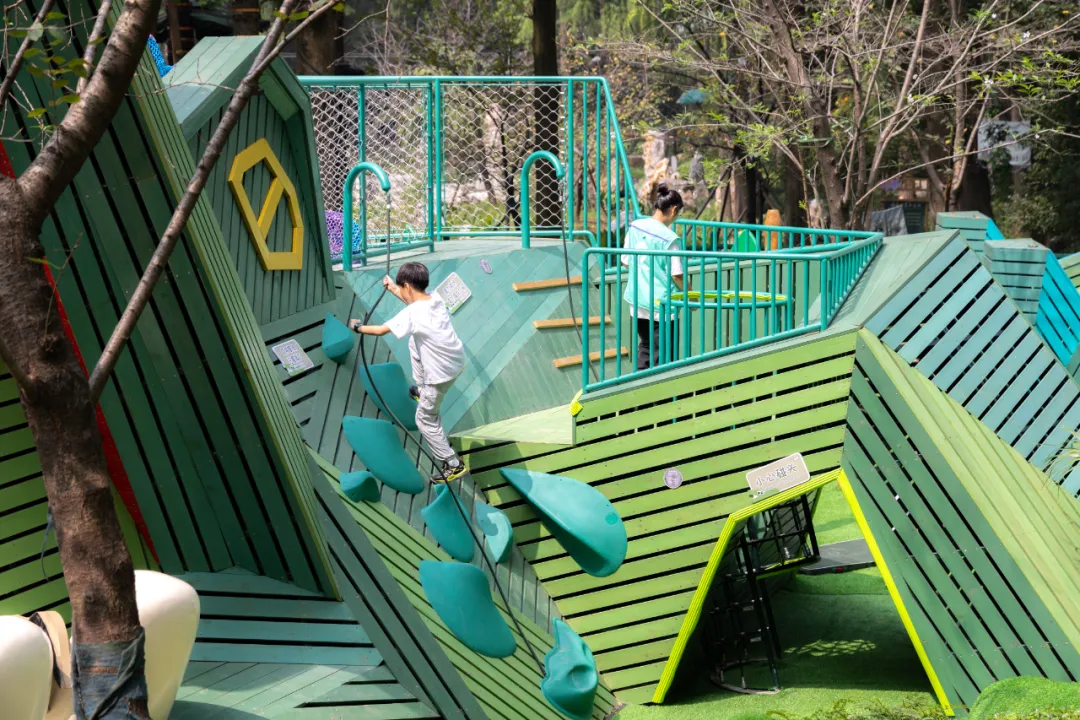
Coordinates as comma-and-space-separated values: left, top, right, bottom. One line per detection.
580, 234, 882, 392
342, 161, 390, 271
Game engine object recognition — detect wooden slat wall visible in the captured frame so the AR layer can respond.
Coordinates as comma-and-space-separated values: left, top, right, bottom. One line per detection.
174, 662, 441, 719
0, 363, 155, 621
843, 331, 1080, 714
1058, 252, 1080, 290
178, 569, 384, 666
936, 211, 990, 256
187, 94, 335, 327
315, 459, 619, 720
865, 236, 1080, 495
1035, 254, 1080, 365
984, 239, 1048, 320
1, 0, 334, 595
455, 330, 857, 704
262, 278, 560, 631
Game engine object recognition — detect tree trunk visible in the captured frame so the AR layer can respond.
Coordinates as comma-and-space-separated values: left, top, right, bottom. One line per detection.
293, 9, 341, 74
174, 0, 196, 58
166, 0, 182, 64
0, 179, 147, 717
951, 157, 993, 216
760, 0, 848, 228
232, 0, 261, 35
532, 0, 562, 228
784, 148, 805, 227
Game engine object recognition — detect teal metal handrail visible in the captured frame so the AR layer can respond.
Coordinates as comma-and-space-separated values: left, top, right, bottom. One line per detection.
580, 234, 882, 392
343, 161, 390, 271
520, 150, 565, 249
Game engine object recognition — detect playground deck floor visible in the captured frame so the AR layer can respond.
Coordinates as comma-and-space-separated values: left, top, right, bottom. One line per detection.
335, 236, 567, 272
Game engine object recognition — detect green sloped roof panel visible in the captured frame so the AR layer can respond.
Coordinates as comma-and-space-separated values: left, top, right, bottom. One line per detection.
842, 329, 1080, 714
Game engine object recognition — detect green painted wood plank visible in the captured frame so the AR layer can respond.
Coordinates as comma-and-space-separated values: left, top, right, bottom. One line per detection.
190, 642, 380, 666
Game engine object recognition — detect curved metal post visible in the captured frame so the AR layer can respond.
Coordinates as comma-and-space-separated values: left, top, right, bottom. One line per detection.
520, 150, 565, 249
343, 162, 391, 271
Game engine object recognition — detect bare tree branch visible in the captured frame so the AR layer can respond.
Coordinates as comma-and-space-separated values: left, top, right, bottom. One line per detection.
0, 330, 33, 390
18, 0, 162, 223
77, 0, 115, 95
87, 0, 342, 402
0, 0, 58, 111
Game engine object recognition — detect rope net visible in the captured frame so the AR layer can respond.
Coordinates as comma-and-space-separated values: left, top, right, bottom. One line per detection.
307, 80, 594, 260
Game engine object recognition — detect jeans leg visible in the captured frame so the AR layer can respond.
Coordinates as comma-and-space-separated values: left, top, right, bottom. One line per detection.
636, 317, 652, 371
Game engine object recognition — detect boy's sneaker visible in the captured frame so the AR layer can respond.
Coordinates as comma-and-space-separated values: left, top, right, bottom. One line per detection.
432, 457, 466, 484
409, 385, 420, 401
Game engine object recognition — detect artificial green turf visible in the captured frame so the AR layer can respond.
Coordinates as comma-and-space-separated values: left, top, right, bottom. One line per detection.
968, 678, 1080, 719
614, 483, 939, 720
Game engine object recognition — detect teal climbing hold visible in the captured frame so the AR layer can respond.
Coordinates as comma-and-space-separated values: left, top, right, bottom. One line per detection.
418, 560, 516, 659
322, 313, 354, 363
499, 469, 626, 577
342, 416, 424, 495
474, 499, 513, 564
421, 485, 475, 563
340, 471, 380, 503
542, 619, 598, 720
359, 363, 419, 431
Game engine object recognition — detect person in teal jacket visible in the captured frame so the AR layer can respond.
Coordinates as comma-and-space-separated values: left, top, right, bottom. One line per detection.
622, 184, 685, 370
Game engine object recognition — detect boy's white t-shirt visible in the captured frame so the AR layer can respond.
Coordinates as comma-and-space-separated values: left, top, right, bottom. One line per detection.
385, 297, 465, 385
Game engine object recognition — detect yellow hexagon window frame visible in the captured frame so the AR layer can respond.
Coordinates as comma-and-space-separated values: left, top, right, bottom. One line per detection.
228, 138, 304, 271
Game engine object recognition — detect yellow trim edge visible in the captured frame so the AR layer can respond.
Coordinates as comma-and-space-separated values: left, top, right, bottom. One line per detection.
650, 468, 840, 703
836, 469, 954, 716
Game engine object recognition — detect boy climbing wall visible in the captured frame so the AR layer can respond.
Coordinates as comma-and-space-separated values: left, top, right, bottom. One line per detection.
350, 262, 467, 483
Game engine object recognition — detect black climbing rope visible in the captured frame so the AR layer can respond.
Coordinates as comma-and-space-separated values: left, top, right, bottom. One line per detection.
356, 191, 547, 675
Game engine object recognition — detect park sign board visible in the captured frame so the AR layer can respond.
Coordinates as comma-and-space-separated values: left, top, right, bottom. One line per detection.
746, 452, 810, 501
272, 339, 315, 376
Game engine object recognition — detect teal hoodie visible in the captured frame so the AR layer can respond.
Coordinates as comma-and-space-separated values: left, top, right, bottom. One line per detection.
622, 218, 683, 318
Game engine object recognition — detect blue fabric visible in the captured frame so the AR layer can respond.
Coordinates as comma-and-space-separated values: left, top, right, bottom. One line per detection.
71, 630, 149, 719
146, 37, 171, 77
325, 209, 364, 262
342, 416, 425, 494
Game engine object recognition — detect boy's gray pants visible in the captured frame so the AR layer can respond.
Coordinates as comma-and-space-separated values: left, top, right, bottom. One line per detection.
411, 348, 457, 462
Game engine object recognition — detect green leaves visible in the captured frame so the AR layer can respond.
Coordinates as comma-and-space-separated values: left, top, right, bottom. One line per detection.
27, 107, 47, 119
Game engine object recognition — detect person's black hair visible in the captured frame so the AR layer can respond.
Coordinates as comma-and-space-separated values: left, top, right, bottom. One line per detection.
396, 262, 430, 292
654, 183, 684, 214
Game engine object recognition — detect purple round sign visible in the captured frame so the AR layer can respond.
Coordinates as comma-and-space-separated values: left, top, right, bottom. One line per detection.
664, 468, 683, 489
480, 258, 492, 274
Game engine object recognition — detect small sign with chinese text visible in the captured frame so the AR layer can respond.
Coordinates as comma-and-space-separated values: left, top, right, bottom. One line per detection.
434, 272, 472, 314
746, 453, 810, 500
272, 339, 315, 377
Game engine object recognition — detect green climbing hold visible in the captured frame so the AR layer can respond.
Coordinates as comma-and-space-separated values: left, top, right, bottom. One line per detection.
474, 499, 513, 564
322, 313, 354, 362
359, 363, 418, 431
342, 416, 424, 495
499, 469, 626, 577
542, 619, 598, 720
340, 471, 380, 503
418, 560, 516, 659
421, 485, 475, 563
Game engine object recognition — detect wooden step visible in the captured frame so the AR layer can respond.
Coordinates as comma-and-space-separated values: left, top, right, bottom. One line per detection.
512, 276, 583, 292
533, 316, 612, 330
553, 347, 628, 369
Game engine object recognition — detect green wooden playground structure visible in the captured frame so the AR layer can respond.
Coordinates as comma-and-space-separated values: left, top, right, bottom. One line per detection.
3, 29, 1080, 720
